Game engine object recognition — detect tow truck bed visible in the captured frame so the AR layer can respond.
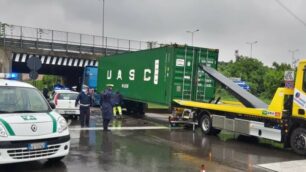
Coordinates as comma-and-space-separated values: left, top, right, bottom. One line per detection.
173, 99, 282, 120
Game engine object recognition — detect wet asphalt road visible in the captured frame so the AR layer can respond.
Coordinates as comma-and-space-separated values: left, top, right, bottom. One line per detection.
0, 110, 305, 172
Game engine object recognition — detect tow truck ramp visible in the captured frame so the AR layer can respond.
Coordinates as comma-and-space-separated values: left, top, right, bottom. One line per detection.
199, 64, 268, 108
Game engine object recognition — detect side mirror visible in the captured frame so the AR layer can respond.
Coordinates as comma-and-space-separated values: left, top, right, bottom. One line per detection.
49, 102, 56, 109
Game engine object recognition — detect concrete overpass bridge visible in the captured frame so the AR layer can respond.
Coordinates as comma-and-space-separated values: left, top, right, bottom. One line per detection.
0, 23, 160, 88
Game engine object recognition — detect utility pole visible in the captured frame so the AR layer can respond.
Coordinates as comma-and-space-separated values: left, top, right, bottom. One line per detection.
246, 41, 258, 58
186, 29, 199, 46
102, 0, 105, 48
289, 49, 299, 68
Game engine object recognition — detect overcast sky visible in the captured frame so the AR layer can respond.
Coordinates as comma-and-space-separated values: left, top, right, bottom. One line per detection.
0, 0, 305, 66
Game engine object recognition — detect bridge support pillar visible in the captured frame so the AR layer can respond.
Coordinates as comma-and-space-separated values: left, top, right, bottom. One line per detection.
0, 47, 12, 73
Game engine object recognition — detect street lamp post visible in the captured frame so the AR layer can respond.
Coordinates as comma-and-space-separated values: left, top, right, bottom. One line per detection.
102, 0, 105, 48
246, 41, 258, 58
186, 29, 199, 46
289, 49, 299, 68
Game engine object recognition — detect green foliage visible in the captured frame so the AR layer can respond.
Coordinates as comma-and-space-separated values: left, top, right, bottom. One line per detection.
42, 75, 60, 90
26, 75, 60, 91
218, 56, 292, 101
261, 62, 291, 98
34, 80, 44, 90
24, 80, 44, 90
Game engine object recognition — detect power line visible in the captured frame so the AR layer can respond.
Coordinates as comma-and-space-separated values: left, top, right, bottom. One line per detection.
274, 0, 306, 27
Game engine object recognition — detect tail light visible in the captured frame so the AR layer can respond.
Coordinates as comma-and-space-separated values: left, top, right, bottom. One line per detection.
54, 93, 59, 106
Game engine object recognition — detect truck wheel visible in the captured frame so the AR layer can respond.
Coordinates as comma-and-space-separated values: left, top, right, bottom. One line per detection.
290, 128, 306, 155
200, 114, 212, 135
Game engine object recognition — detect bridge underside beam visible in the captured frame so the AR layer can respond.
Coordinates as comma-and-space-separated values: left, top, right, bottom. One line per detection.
12, 61, 84, 89
12, 52, 99, 68
0, 38, 127, 55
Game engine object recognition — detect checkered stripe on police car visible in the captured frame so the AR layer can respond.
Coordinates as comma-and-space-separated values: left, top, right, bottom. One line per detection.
12, 53, 99, 67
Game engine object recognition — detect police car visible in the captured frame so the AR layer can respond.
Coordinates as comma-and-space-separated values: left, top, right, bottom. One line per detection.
0, 74, 70, 164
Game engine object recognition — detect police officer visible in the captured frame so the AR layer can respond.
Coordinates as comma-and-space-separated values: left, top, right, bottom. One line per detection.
113, 91, 123, 119
42, 86, 49, 100
75, 85, 92, 127
100, 84, 114, 131
71, 86, 77, 92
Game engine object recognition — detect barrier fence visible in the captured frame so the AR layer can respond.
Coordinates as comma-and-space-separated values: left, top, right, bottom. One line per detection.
0, 22, 161, 54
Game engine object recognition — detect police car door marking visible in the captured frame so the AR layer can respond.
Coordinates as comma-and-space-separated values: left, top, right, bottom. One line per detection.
0, 117, 15, 136
21, 115, 37, 121
47, 112, 57, 133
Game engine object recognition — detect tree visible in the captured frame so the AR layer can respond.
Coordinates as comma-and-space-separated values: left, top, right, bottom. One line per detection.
218, 56, 267, 96
262, 62, 291, 99
42, 75, 59, 90
218, 56, 291, 101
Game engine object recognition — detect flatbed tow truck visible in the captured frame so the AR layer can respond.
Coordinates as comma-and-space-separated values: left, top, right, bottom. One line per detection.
171, 60, 306, 155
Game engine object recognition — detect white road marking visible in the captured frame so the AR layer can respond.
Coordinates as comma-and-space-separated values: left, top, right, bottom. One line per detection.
257, 159, 306, 172
69, 126, 169, 131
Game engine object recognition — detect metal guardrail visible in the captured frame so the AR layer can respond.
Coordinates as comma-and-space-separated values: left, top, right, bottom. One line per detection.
0, 22, 160, 55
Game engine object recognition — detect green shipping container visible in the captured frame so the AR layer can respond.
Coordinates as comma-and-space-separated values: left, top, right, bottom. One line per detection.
97, 45, 218, 106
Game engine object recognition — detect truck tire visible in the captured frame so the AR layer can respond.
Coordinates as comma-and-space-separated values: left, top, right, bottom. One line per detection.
290, 127, 306, 155
200, 114, 212, 135
200, 114, 220, 135
136, 102, 146, 118
125, 101, 145, 118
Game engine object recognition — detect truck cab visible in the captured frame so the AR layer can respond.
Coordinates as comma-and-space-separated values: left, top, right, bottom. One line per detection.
292, 60, 306, 118
0, 76, 70, 164
287, 60, 306, 154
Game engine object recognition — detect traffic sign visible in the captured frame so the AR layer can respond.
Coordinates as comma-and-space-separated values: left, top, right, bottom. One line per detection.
29, 71, 38, 80
284, 71, 294, 81
26, 56, 42, 71
285, 81, 294, 89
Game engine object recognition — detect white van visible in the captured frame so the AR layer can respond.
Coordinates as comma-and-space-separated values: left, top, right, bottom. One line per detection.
0, 77, 70, 164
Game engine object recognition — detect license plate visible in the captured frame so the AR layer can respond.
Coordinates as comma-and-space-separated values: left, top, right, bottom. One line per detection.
28, 142, 47, 150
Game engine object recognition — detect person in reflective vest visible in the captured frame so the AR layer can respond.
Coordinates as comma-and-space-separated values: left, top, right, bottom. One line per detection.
113, 91, 123, 119
75, 85, 92, 127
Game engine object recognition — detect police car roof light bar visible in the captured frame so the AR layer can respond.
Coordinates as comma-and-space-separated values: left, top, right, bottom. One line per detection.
0, 73, 18, 80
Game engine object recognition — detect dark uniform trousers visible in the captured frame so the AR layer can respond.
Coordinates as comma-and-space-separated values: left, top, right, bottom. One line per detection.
103, 119, 111, 130
80, 106, 90, 127
76, 91, 92, 128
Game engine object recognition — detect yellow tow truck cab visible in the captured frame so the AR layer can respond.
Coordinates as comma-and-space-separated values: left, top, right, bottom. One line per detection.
172, 60, 306, 155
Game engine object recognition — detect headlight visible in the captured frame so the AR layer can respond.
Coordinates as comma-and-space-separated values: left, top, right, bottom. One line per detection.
0, 124, 8, 137
57, 117, 68, 133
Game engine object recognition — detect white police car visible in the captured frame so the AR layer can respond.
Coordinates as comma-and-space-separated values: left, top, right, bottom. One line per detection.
0, 75, 70, 164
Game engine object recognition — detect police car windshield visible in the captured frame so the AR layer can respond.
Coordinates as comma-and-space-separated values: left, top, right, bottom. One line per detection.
0, 87, 50, 113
